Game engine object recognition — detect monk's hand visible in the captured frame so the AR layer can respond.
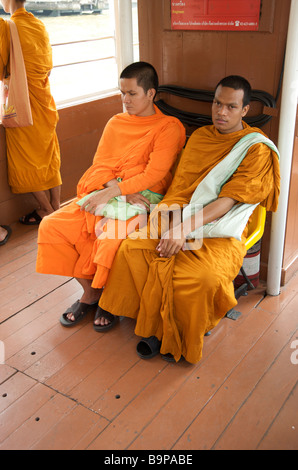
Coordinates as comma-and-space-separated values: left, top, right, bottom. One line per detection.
126, 193, 151, 211
104, 178, 119, 188
81, 185, 121, 215
156, 223, 186, 258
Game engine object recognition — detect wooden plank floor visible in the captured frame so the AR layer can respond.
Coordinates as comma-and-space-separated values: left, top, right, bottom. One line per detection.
0, 222, 297, 450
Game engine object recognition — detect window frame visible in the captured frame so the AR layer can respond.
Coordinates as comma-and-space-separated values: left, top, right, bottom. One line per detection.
48, 0, 138, 108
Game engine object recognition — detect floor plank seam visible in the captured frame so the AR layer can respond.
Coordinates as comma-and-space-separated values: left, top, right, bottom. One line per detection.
0, 366, 18, 385
19, 368, 113, 423
253, 291, 267, 308
0, 251, 39, 276
256, 380, 298, 450
170, 307, 287, 450
0, 244, 38, 267
210, 333, 298, 450
0, 278, 74, 326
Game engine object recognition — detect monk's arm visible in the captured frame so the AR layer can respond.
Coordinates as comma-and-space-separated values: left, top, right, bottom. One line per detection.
81, 178, 150, 213
81, 123, 184, 214
103, 179, 118, 188
186, 196, 237, 233
80, 184, 121, 213
0, 19, 9, 81
157, 197, 236, 258
117, 123, 185, 196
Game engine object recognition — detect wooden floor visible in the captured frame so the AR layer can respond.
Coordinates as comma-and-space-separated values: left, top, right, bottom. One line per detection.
0, 222, 297, 451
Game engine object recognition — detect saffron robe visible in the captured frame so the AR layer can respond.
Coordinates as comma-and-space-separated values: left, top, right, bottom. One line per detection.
99, 122, 280, 364
0, 8, 61, 193
36, 106, 186, 288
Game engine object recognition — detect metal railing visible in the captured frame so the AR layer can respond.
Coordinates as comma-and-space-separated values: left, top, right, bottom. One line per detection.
51, 36, 116, 68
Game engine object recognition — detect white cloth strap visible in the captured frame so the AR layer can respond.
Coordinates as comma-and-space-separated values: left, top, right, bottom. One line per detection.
183, 132, 280, 241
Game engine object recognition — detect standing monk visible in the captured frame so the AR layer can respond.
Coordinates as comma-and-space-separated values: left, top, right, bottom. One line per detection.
98, 75, 280, 364
36, 62, 186, 330
0, 0, 61, 223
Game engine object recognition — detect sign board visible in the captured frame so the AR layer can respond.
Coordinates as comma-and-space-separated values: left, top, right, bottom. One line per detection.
171, 0, 261, 31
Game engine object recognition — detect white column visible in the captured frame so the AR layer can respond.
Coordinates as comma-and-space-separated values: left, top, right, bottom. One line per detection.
114, 0, 134, 74
266, 0, 298, 295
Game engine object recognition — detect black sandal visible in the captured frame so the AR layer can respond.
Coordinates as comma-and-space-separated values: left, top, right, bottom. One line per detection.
19, 210, 42, 226
60, 300, 98, 327
0, 225, 12, 246
136, 336, 161, 359
161, 353, 184, 363
93, 306, 119, 332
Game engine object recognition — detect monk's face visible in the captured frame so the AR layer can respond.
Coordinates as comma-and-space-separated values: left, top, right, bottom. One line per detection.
212, 85, 250, 134
1, 0, 21, 13
120, 78, 156, 117
0, 0, 10, 13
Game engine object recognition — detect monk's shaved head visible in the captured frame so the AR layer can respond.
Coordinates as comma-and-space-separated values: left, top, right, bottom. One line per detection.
120, 62, 159, 97
215, 75, 251, 108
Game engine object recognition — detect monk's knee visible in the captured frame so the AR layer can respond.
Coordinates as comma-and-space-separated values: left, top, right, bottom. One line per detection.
116, 238, 137, 262
38, 214, 52, 237
37, 212, 62, 243
191, 266, 220, 291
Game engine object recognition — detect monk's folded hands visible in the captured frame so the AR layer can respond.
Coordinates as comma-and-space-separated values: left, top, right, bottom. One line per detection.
156, 223, 186, 258
126, 192, 151, 211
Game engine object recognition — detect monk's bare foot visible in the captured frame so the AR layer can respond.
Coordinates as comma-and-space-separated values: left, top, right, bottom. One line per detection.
19, 209, 54, 224
93, 307, 117, 332
0, 226, 8, 242
94, 315, 111, 327
66, 290, 102, 322
0, 226, 12, 245
66, 299, 100, 322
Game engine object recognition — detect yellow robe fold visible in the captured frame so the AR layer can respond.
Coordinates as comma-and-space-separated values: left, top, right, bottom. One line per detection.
0, 8, 61, 193
99, 122, 280, 364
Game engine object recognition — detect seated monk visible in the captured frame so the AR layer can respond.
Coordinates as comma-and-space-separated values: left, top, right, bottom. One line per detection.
36, 61, 186, 330
97, 75, 280, 365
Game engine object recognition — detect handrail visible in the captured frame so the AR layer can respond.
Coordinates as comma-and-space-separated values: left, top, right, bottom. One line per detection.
51, 35, 116, 69
53, 56, 115, 68
51, 36, 114, 47
50, 35, 138, 70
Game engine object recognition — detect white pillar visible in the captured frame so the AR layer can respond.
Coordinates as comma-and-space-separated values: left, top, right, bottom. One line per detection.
266, 0, 298, 295
114, 0, 134, 74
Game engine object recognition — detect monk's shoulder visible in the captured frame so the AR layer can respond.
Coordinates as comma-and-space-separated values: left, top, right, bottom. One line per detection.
0, 17, 8, 34
191, 125, 214, 138
246, 141, 273, 159
158, 116, 186, 138
185, 125, 214, 146
20, 12, 50, 36
241, 126, 275, 156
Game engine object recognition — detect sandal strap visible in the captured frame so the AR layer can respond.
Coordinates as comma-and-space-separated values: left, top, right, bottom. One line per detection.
137, 336, 161, 357
23, 210, 42, 224
140, 336, 161, 350
94, 306, 114, 323
64, 300, 93, 321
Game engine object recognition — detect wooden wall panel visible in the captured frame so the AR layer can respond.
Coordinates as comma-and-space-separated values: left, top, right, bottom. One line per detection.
282, 108, 298, 285
0, 94, 122, 225
138, 0, 291, 143
137, 0, 292, 282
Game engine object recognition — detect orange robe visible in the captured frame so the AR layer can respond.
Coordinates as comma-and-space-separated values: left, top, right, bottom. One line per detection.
36, 106, 186, 288
0, 8, 61, 193
99, 122, 280, 364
